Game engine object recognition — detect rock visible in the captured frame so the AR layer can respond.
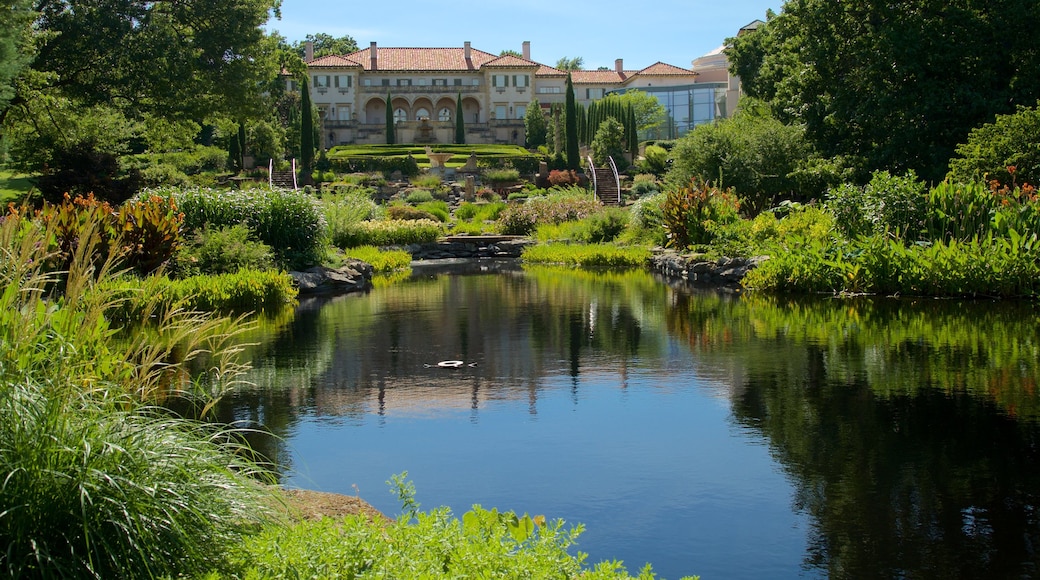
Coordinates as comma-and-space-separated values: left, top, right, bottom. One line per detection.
290, 259, 373, 295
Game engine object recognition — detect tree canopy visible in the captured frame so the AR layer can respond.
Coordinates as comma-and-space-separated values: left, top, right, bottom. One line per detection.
295, 33, 358, 59
555, 57, 584, 71
727, 0, 1040, 182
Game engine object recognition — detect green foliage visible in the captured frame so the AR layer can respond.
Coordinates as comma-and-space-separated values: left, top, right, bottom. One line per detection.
321, 188, 379, 248
333, 219, 442, 248
591, 117, 628, 169
827, 170, 927, 240
36, 142, 142, 204
178, 224, 275, 276
300, 78, 314, 174
0, 215, 279, 578
639, 145, 670, 175
521, 243, 651, 269
229, 495, 688, 579
405, 189, 435, 204
745, 232, 1040, 297
497, 190, 602, 236
455, 91, 465, 144
667, 107, 811, 211
484, 167, 521, 184
727, 1, 1040, 181
565, 73, 579, 169
455, 201, 506, 222
385, 91, 395, 145
387, 203, 437, 221
662, 180, 741, 249
524, 98, 547, 148
341, 245, 411, 273
158, 269, 298, 313
416, 200, 450, 222
947, 102, 1040, 187
292, 33, 358, 59
168, 186, 327, 269
578, 207, 630, 243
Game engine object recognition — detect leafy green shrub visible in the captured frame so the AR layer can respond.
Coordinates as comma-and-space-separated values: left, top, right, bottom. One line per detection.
334, 219, 442, 247
164, 187, 327, 269
667, 108, 812, 211
498, 204, 539, 235
948, 103, 1040, 188
178, 224, 275, 276
163, 269, 298, 312
577, 207, 630, 243
388, 203, 437, 221
454, 201, 502, 222
230, 497, 685, 579
405, 189, 435, 204
662, 180, 741, 249
630, 174, 660, 197
140, 163, 191, 187
638, 144, 669, 175
416, 200, 450, 222
591, 117, 628, 170
342, 245, 412, 273
827, 170, 927, 240
37, 142, 142, 204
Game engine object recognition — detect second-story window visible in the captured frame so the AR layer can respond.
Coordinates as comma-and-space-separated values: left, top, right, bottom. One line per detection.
397, 79, 411, 87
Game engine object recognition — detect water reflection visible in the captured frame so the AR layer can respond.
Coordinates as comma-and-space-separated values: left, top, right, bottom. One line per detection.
218, 268, 1040, 579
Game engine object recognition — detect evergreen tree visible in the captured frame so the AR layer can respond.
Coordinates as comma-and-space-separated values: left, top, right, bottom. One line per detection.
565, 73, 579, 169
385, 92, 395, 145
455, 93, 465, 144
237, 124, 247, 171
523, 98, 546, 148
228, 123, 241, 172
626, 104, 638, 156
300, 78, 314, 175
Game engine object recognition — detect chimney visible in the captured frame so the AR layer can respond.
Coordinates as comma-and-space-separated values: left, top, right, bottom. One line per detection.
304, 41, 314, 62
615, 58, 623, 74
370, 41, 378, 70
522, 41, 531, 60
464, 41, 471, 62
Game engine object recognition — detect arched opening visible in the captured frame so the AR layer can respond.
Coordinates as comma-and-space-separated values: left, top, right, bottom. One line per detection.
438, 108, 452, 122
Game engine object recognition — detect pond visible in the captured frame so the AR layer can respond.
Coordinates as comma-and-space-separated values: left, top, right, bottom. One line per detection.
214, 262, 1040, 579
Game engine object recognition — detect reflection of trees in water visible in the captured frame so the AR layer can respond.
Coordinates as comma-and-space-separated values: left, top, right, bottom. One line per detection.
663, 292, 1040, 577
214, 268, 668, 479
733, 353, 1040, 578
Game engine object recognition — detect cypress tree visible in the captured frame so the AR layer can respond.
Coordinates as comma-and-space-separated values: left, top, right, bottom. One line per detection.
237, 123, 246, 172
300, 78, 314, 176
455, 92, 465, 144
227, 123, 241, 173
626, 104, 638, 157
576, 102, 587, 147
385, 92, 395, 145
565, 73, 579, 169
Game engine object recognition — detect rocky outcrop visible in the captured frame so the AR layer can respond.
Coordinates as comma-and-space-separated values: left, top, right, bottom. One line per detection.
649, 251, 767, 287
290, 259, 374, 295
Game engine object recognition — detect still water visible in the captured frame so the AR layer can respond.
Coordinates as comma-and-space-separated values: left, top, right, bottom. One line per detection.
217, 262, 1040, 579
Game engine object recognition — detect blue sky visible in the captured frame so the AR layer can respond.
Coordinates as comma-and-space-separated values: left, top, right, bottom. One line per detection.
267, 1, 783, 71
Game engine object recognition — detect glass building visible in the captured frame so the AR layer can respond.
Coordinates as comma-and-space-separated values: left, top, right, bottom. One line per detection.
609, 82, 729, 140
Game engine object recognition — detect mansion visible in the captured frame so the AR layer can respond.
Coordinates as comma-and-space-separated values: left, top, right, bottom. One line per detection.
299, 40, 740, 148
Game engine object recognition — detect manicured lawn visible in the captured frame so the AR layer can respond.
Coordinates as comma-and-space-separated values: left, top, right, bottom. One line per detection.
327, 144, 536, 168
0, 170, 35, 204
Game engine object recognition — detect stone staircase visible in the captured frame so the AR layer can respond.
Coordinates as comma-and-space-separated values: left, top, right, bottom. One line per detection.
270, 169, 297, 190
591, 158, 621, 205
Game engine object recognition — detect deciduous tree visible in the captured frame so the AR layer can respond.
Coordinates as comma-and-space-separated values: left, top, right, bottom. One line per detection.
727, 0, 1040, 182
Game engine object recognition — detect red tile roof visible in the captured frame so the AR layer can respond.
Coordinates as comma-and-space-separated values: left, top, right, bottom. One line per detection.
635, 62, 698, 76
483, 54, 541, 68
334, 47, 501, 71
569, 70, 633, 84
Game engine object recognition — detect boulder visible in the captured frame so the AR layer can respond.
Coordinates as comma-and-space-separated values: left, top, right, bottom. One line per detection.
291, 259, 374, 295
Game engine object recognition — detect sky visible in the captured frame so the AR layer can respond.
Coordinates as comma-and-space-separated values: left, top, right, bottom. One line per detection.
266, 0, 783, 71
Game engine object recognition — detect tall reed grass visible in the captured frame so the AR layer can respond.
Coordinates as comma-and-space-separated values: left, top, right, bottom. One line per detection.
0, 207, 278, 577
